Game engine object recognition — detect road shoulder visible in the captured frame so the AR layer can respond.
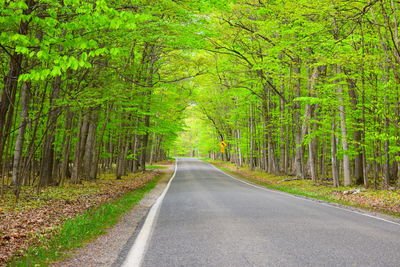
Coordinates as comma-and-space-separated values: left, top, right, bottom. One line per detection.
52, 166, 174, 267
206, 159, 400, 225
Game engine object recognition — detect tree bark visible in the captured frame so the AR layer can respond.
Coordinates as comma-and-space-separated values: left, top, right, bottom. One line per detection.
336, 66, 351, 186
348, 78, 364, 184
60, 110, 74, 184
83, 112, 98, 180
39, 76, 61, 186
0, 1, 35, 172
12, 82, 30, 195
71, 114, 89, 184
331, 117, 340, 187
293, 59, 303, 178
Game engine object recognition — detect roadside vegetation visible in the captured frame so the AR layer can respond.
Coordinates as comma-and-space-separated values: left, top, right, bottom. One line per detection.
1, 164, 172, 266
207, 159, 400, 218
0, 0, 206, 202
175, 0, 400, 214
0, 0, 204, 263
3, 0, 400, 263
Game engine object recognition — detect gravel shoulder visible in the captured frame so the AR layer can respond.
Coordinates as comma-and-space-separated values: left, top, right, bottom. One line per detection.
52, 166, 174, 267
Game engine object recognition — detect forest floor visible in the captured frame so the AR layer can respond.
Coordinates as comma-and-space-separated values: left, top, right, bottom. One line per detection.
207, 160, 400, 219
0, 161, 173, 266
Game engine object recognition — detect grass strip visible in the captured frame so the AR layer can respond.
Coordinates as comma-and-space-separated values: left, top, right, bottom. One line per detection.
146, 165, 168, 170
9, 175, 162, 267
215, 164, 347, 202
207, 161, 400, 219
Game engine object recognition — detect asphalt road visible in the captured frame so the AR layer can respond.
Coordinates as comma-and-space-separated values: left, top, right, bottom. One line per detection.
121, 158, 400, 267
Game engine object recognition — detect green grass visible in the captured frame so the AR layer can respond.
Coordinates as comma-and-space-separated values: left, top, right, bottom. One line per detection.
217, 165, 343, 201
146, 165, 167, 169
9, 176, 162, 267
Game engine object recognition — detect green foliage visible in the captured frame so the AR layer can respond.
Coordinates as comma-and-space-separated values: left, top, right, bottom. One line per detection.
169, 0, 400, 188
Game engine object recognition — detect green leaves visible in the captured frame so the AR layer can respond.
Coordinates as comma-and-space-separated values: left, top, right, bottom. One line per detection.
293, 97, 329, 105
15, 46, 30, 55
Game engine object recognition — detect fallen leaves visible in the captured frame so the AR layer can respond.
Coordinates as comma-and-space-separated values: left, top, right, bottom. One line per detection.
341, 189, 362, 195
210, 160, 400, 218
0, 171, 160, 265
334, 190, 400, 215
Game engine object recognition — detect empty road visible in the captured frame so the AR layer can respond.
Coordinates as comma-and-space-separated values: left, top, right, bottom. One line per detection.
121, 158, 400, 267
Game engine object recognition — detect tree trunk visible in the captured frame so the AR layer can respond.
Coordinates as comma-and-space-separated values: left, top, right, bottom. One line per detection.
39, 76, 61, 186
331, 117, 340, 187
336, 66, 351, 186
139, 114, 150, 172
60, 110, 74, 184
308, 126, 317, 181
279, 79, 286, 173
71, 114, 89, 184
293, 59, 303, 178
348, 78, 364, 184
149, 132, 156, 165
249, 103, 254, 171
0, 1, 34, 172
12, 82, 30, 195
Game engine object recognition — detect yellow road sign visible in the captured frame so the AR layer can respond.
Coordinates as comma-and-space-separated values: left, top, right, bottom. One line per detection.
219, 141, 227, 153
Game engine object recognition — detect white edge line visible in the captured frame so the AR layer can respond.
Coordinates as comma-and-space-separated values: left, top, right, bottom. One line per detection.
121, 159, 179, 267
205, 161, 400, 227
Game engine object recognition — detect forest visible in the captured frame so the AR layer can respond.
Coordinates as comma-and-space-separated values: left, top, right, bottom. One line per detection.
176, 0, 400, 189
1, 0, 400, 199
0, 0, 206, 199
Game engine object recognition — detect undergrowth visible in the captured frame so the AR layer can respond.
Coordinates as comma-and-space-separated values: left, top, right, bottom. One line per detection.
206, 159, 400, 219
9, 176, 162, 266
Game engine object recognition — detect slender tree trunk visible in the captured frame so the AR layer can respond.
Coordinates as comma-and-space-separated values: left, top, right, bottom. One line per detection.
331, 117, 340, 187
132, 134, 139, 172
60, 110, 73, 185
249, 103, 254, 171
39, 76, 61, 186
279, 79, 286, 173
71, 114, 89, 184
12, 82, 30, 195
293, 59, 303, 178
91, 108, 111, 179
149, 132, 156, 165
348, 78, 364, 184
140, 114, 150, 172
0, 1, 35, 173
336, 66, 351, 186
84, 112, 98, 180
116, 135, 124, 179
308, 125, 317, 181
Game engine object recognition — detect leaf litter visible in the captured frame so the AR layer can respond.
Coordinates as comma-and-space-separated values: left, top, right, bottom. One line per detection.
0, 171, 160, 265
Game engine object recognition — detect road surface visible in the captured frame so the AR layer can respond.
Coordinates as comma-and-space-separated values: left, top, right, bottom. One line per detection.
120, 158, 400, 267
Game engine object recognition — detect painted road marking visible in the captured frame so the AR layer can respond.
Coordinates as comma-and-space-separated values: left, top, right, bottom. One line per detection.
121, 159, 179, 267
207, 161, 400, 227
